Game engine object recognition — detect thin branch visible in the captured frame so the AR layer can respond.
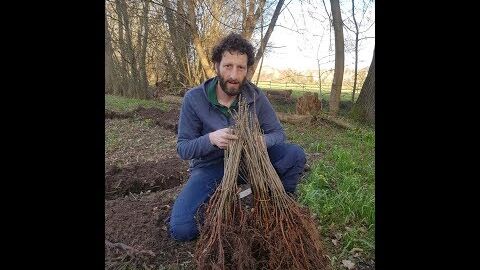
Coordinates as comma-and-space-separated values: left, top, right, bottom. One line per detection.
266, 44, 287, 49
342, 21, 355, 33
321, 0, 333, 51
285, 5, 300, 33
358, 36, 375, 41
275, 24, 305, 34
149, 0, 192, 26
321, 0, 332, 22
199, 0, 286, 33
360, 21, 375, 33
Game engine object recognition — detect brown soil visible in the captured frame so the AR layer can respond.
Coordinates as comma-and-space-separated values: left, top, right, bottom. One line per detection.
105, 109, 132, 119
105, 107, 179, 133
105, 118, 178, 169
105, 186, 197, 269
105, 104, 195, 269
105, 158, 189, 200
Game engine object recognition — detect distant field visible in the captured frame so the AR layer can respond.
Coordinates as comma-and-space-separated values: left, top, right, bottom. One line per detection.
256, 81, 362, 93
256, 81, 361, 102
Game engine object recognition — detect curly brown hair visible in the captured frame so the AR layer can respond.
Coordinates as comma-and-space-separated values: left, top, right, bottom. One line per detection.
211, 33, 255, 67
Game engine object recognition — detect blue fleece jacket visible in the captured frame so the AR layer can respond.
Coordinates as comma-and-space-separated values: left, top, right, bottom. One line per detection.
176, 77, 286, 169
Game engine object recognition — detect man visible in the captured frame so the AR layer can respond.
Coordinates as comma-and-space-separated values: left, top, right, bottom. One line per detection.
170, 33, 306, 241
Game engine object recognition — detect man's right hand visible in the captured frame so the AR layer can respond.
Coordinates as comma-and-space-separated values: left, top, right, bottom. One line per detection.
209, 128, 238, 149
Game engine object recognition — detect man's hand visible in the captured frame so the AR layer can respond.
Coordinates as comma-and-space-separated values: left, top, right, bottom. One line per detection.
209, 128, 238, 149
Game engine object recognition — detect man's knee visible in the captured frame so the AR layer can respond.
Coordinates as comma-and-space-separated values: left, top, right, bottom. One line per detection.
271, 144, 306, 193
169, 219, 199, 241
288, 143, 306, 167
271, 143, 306, 171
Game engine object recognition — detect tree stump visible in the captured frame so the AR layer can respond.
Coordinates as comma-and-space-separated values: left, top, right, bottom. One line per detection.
153, 80, 171, 99
296, 92, 322, 115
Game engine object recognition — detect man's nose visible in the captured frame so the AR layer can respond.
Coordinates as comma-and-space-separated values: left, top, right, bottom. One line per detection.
229, 67, 241, 80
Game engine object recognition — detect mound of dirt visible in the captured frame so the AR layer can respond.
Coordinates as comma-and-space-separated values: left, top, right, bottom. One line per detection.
105, 109, 132, 119
105, 186, 196, 269
105, 107, 180, 133
105, 158, 189, 200
133, 107, 179, 133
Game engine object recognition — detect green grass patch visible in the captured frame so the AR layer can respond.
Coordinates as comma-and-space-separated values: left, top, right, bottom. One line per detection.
105, 94, 169, 112
105, 129, 120, 151
286, 122, 375, 264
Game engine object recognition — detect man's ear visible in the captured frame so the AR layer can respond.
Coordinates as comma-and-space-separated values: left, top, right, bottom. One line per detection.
214, 63, 219, 74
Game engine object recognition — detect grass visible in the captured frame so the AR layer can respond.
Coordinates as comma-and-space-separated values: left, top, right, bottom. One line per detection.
285, 120, 375, 267
275, 96, 375, 267
105, 94, 169, 112
105, 128, 120, 151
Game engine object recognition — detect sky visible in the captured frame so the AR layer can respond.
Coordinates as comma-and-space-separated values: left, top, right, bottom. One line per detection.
260, 0, 375, 72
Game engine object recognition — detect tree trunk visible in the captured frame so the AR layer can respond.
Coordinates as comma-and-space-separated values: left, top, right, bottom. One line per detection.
187, 0, 215, 79
255, 13, 265, 85
162, 0, 193, 89
248, 0, 285, 80
351, 0, 359, 103
105, 13, 114, 94
120, 0, 139, 98
162, 0, 180, 87
115, 0, 128, 96
138, 0, 150, 98
352, 31, 359, 102
242, 0, 266, 41
350, 48, 375, 124
328, 0, 344, 116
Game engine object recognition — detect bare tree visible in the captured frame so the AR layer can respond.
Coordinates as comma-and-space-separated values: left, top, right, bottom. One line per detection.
350, 47, 374, 124
349, 0, 359, 103
110, 0, 150, 98
138, 0, 150, 94
248, 0, 286, 79
161, 0, 195, 88
342, 0, 375, 103
187, 0, 216, 78
105, 12, 114, 94
242, 0, 267, 40
106, 0, 288, 99
329, 0, 345, 116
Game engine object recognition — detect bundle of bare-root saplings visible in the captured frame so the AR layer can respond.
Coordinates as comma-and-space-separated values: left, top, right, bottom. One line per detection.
195, 96, 329, 270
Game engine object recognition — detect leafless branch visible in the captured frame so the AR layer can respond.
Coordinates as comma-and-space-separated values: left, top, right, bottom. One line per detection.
358, 36, 375, 41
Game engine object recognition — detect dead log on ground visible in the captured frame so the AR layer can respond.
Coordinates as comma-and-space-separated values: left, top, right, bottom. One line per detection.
276, 111, 355, 130
276, 111, 313, 124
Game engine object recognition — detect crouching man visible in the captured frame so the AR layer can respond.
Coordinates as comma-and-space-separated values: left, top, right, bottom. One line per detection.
169, 33, 306, 241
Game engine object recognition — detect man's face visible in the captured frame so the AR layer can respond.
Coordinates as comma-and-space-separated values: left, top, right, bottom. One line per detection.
215, 51, 248, 96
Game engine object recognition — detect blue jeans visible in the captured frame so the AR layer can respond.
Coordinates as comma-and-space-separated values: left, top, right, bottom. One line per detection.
169, 143, 306, 241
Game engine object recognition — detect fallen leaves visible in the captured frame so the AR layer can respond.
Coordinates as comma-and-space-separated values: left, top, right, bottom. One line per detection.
342, 259, 355, 269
